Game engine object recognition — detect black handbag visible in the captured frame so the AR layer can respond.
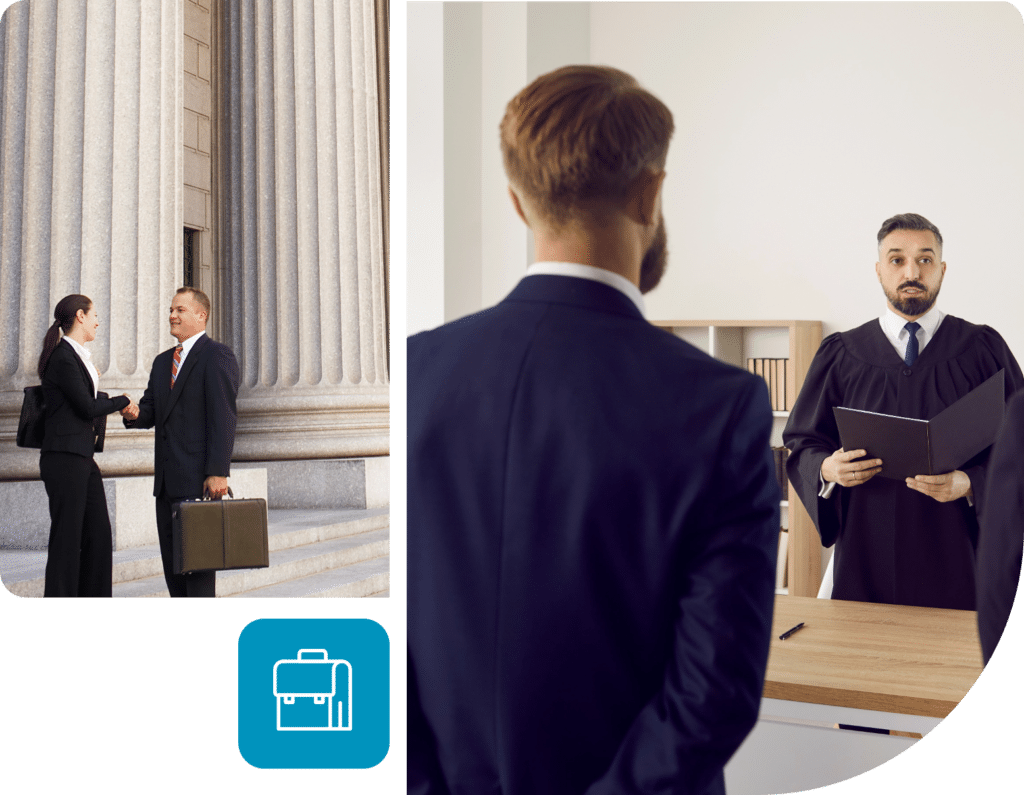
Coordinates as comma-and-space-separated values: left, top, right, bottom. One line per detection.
171, 489, 270, 575
16, 386, 45, 449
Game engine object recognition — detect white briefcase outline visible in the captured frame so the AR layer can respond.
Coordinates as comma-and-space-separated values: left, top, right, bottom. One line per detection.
273, 649, 353, 732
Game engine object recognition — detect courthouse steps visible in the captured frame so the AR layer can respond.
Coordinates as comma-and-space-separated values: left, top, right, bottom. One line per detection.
0, 507, 389, 598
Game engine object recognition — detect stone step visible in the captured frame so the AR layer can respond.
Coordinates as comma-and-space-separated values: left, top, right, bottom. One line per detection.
1, 508, 389, 598
266, 507, 389, 551
110, 528, 389, 597
230, 555, 390, 597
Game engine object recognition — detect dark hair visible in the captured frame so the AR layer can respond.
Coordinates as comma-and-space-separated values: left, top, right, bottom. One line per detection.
175, 286, 211, 318
37, 294, 92, 378
500, 65, 674, 225
876, 213, 943, 251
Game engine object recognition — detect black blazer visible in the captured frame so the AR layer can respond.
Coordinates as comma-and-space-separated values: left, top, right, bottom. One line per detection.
41, 339, 128, 458
126, 333, 240, 500
408, 275, 780, 795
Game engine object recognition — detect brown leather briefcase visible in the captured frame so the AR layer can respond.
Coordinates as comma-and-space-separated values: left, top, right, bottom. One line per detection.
171, 491, 270, 575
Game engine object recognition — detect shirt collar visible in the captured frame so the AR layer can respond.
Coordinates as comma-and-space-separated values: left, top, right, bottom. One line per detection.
63, 335, 92, 362
176, 329, 206, 355
880, 304, 944, 347
525, 261, 646, 317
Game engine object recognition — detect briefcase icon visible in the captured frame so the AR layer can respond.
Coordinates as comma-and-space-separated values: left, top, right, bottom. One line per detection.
273, 649, 353, 731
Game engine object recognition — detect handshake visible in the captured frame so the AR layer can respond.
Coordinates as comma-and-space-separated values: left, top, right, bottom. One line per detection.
120, 393, 140, 421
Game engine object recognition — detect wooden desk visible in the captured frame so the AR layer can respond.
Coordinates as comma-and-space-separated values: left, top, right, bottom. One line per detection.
725, 596, 985, 794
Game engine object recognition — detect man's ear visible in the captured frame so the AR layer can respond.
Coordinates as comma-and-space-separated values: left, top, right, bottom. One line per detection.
508, 186, 529, 226
626, 169, 666, 226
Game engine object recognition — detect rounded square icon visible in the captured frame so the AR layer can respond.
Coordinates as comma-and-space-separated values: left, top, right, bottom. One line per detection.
238, 618, 390, 769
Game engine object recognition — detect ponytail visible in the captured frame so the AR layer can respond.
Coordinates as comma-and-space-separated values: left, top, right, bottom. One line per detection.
37, 294, 92, 379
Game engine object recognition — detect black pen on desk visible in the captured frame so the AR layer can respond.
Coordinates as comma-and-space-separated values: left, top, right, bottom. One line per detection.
779, 622, 805, 640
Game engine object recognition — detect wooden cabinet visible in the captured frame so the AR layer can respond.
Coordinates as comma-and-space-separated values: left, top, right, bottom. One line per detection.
651, 320, 824, 597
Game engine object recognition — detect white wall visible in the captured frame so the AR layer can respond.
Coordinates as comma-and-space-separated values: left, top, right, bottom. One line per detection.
409, 2, 1024, 362
407, 2, 446, 333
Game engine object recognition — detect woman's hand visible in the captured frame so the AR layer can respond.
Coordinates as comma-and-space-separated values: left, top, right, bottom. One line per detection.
120, 394, 140, 420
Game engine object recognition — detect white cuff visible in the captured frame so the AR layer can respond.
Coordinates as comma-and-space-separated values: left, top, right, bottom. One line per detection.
818, 470, 837, 499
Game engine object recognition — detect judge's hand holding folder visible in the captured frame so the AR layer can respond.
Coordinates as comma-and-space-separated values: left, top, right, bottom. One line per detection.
827, 369, 1006, 504
905, 470, 973, 503
821, 448, 972, 502
821, 448, 883, 488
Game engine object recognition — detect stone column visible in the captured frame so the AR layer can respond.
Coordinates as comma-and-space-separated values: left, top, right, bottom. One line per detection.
218, 0, 389, 461
0, 0, 182, 479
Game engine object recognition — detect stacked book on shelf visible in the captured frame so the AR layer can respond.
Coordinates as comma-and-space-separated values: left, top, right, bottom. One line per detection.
747, 357, 789, 411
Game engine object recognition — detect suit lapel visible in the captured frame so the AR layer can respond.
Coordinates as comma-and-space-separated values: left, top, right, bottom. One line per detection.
60, 340, 92, 389
163, 334, 208, 420
61, 339, 96, 395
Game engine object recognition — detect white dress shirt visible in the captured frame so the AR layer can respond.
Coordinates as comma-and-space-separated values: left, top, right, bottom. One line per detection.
174, 330, 206, 372
878, 304, 945, 363
525, 261, 646, 318
64, 336, 99, 398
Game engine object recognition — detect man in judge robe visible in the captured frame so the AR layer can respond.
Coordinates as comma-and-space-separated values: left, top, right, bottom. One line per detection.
408, 66, 780, 795
784, 213, 1022, 610
976, 390, 1024, 663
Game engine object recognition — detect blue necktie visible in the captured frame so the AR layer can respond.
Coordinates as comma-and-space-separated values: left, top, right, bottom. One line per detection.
904, 322, 921, 366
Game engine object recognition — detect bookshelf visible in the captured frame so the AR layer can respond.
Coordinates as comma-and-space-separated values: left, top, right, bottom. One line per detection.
652, 320, 824, 597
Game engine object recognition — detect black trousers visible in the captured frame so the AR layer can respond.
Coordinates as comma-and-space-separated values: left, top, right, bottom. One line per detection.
40, 452, 113, 597
155, 490, 216, 597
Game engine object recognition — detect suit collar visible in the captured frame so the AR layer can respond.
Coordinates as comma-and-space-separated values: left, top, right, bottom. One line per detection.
525, 262, 646, 316
163, 333, 210, 419
176, 329, 206, 357
504, 274, 646, 322
59, 338, 97, 395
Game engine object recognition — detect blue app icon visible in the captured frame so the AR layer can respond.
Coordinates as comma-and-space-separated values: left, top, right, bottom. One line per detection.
238, 619, 390, 769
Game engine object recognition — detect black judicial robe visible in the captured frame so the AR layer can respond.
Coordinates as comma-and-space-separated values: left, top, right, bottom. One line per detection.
783, 315, 1023, 610
976, 390, 1024, 663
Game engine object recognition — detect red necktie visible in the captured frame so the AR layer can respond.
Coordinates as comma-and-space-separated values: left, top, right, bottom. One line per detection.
171, 345, 183, 388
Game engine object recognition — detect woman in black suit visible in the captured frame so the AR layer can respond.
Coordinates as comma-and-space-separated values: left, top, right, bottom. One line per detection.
38, 294, 133, 597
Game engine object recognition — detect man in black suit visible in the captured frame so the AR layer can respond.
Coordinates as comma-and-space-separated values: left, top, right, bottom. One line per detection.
124, 287, 240, 597
408, 65, 779, 795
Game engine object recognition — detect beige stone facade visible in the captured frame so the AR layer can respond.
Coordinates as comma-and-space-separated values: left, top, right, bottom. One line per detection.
0, 0, 389, 482
183, 0, 213, 297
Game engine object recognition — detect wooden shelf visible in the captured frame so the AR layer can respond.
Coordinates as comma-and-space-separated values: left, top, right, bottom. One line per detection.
652, 319, 824, 596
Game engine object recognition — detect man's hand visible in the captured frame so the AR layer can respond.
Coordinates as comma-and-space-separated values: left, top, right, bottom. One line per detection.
204, 476, 229, 500
906, 470, 973, 503
821, 448, 883, 488
120, 395, 140, 420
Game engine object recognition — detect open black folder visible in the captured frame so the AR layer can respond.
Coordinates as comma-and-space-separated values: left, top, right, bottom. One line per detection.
833, 369, 1005, 480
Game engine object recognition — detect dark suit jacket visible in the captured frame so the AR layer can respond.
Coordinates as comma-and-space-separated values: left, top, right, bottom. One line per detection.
41, 339, 128, 458
127, 333, 240, 499
408, 275, 780, 795
976, 390, 1024, 663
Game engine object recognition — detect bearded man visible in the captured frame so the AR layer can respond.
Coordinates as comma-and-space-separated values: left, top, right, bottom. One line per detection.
408, 65, 780, 795
784, 213, 1022, 610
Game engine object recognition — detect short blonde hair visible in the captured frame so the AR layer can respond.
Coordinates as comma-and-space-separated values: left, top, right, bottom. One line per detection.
176, 286, 211, 318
